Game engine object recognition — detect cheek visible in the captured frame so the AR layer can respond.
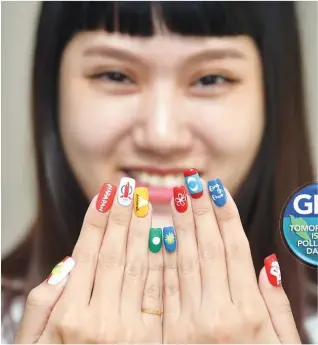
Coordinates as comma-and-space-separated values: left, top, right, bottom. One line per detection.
191, 85, 264, 157
59, 78, 139, 157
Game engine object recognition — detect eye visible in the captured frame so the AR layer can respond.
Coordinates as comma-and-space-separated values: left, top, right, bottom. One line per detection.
194, 74, 232, 87
91, 71, 133, 84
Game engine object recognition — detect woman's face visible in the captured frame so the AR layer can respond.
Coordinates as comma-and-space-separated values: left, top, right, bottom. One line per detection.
59, 29, 264, 226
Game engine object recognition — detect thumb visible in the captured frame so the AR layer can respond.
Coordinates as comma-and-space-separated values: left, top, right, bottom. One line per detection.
15, 256, 74, 343
259, 254, 301, 344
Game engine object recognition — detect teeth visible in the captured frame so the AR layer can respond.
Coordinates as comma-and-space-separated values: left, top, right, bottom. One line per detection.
130, 172, 185, 188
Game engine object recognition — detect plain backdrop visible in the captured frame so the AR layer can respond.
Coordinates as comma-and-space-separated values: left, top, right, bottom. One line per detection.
1, 1, 318, 256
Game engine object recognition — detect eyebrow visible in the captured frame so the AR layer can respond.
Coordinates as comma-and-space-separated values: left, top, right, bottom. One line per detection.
83, 46, 147, 65
187, 48, 246, 63
83, 45, 246, 65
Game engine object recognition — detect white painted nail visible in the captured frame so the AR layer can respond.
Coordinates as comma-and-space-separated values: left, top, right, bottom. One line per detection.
47, 256, 75, 285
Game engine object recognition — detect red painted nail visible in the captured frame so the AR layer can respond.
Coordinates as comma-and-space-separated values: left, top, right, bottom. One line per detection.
96, 183, 117, 213
173, 186, 188, 213
264, 253, 282, 287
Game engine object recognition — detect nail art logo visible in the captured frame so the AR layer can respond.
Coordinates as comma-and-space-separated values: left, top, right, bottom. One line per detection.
175, 193, 186, 206
184, 169, 203, 199
208, 178, 227, 207
173, 186, 188, 213
264, 254, 281, 287
96, 183, 117, 213
149, 228, 162, 253
136, 194, 148, 210
280, 182, 318, 268
163, 226, 177, 252
134, 188, 149, 217
46, 257, 75, 285
118, 177, 135, 207
270, 261, 281, 285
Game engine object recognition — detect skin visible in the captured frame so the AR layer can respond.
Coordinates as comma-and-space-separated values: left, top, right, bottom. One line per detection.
15, 30, 300, 343
58, 30, 264, 226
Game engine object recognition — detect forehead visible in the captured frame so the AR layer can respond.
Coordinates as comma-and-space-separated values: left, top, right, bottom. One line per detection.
65, 30, 258, 67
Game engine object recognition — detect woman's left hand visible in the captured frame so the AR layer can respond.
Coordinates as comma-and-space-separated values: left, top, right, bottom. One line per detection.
163, 173, 301, 344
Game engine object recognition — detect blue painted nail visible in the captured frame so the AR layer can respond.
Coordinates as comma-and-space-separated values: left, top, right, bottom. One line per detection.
207, 178, 227, 207
163, 226, 177, 252
184, 168, 203, 199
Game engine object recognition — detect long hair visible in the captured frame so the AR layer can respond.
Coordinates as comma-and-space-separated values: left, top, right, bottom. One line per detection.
2, 2, 316, 342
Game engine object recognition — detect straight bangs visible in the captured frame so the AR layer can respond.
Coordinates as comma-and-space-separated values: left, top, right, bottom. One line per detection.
58, 2, 262, 43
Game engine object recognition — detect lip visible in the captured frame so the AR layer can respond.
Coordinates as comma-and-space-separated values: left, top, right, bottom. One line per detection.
121, 167, 197, 204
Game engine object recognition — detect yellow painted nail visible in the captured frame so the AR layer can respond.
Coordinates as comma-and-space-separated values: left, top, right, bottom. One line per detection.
134, 187, 149, 217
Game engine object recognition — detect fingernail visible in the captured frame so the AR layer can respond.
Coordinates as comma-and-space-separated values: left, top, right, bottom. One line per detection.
173, 186, 188, 212
96, 183, 117, 213
163, 226, 177, 252
149, 228, 162, 253
264, 253, 282, 287
134, 187, 149, 217
184, 168, 203, 199
208, 178, 227, 207
46, 256, 75, 285
118, 177, 135, 206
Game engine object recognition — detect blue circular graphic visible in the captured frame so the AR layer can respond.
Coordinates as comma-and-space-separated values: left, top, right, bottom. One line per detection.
281, 182, 318, 267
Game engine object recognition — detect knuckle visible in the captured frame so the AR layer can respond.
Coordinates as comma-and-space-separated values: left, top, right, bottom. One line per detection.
241, 307, 266, 331
110, 211, 130, 228
98, 251, 123, 269
200, 239, 225, 261
144, 283, 160, 300
211, 322, 232, 343
174, 216, 193, 233
164, 283, 179, 297
56, 312, 78, 336
194, 206, 211, 217
218, 206, 240, 223
85, 214, 105, 232
26, 287, 47, 309
178, 257, 199, 276
225, 238, 250, 261
73, 245, 98, 265
125, 262, 146, 279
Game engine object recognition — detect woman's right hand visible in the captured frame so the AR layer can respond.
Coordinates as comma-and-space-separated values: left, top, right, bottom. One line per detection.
15, 180, 163, 344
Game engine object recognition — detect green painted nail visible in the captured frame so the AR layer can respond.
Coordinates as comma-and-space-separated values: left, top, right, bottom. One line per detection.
149, 228, 162, 253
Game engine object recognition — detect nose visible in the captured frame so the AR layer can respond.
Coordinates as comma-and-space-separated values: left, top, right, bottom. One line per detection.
132, 82, 192, 156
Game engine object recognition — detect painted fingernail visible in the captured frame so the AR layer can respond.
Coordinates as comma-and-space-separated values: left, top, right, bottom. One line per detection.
163, 226, 177, 252
184, 168, 203, 199
173, 186, 188, 212
208, 178, 227, 207
96, 183, 117, 213
118, 177, 135, 206
149, 228, 162, 253
134, 187, 149, 217
46, 256, 75, 285
264, 253, 282, 287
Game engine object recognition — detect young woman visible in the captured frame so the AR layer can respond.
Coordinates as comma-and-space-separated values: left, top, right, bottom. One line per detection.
2, 2, 317, 343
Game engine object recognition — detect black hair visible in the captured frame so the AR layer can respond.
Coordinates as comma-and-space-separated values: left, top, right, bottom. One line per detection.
2, 2, 315, 343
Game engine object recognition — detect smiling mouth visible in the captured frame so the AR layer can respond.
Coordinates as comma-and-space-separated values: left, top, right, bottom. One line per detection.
122, 167, 203, 203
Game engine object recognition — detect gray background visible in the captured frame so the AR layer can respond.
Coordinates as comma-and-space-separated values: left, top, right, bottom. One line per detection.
2, 2, 318, 256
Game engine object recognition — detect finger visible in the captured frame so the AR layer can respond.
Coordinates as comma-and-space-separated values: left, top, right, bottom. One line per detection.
121, 188, 151, 317
172, 184, 201, 313
15, 277, 69, 343
184, 172, 230, 307
91, 177, 135, 311
259, 255, 301, 344
162, 225, 180, 319
62, 183, 117, 306
208, 178, 261, 306
142, 241, 163, 328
